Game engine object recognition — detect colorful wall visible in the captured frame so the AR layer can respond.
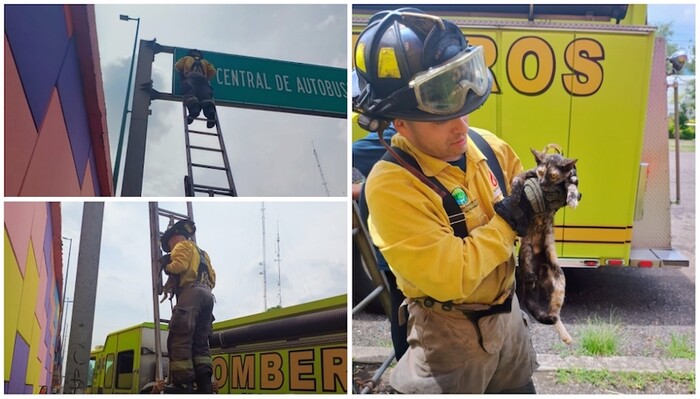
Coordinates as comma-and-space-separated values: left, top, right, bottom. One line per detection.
4, 203, 64, 394
4, 5, 113, 196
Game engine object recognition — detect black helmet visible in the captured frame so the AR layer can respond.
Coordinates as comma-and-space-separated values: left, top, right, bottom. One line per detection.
187, 49, 203, 58
161, 219, 196, 253
353, 8, 492, 126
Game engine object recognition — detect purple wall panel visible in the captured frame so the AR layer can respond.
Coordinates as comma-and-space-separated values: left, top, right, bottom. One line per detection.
57, 40, 91, 186
24, 384, 33, 394
4, 5, 70, 130
4, 382, 8, 394
89, 152, 101, 196
8, 333, 29, 394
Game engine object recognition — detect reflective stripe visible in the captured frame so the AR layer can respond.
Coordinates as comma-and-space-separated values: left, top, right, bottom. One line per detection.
193, 356, 212, 367
378, 47, 401, 78
170, 359, 194, 371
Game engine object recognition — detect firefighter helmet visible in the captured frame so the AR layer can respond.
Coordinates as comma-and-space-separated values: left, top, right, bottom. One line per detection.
161, 219, 196, 253
353, 8, 492, 125
187, 49, 203, 59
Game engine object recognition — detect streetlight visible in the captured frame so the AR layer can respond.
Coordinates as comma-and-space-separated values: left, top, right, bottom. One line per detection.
112, 14, 141, 192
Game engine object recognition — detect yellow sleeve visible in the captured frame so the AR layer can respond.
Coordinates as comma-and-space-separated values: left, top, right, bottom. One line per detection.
174, 57, 185, 72
204, 60, 216, 80
165, 241, 193, 275
205, 252, 216, 288
366, 164, 516, 302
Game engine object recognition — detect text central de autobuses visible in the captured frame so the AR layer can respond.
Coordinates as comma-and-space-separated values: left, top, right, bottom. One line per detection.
216, 68, 347, 98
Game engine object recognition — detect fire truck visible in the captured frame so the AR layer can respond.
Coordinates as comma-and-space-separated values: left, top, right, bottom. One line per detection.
86, 295, 347, 394
351, 4, 689, 310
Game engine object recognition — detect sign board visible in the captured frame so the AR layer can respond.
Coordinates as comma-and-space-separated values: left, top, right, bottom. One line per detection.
172, 47, 346, 118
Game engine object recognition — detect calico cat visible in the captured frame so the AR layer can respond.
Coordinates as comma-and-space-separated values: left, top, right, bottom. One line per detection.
510, 144, 581, 344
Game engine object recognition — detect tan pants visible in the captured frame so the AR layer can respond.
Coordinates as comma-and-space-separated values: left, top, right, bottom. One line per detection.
390, 294, 538, 394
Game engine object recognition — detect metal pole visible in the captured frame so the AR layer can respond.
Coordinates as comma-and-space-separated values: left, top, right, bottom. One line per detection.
113, 16, 140, 191
63, 203, 104, 394
673, 79, 681, 204
148, 203, 164, 383
57, 236, 73, 379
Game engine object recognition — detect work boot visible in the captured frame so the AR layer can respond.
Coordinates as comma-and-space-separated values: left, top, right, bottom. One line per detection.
195, 373, 213, 394
187, 115, 194, 125
206, 118, 216, 129
163, 382, 194, 394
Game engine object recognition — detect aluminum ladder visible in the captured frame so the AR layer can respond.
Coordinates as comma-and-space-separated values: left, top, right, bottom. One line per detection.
148, 202, 196, 384
182, 104, 237, 196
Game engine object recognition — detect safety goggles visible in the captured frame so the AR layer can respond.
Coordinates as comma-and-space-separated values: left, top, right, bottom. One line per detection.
409, 46, 489, 115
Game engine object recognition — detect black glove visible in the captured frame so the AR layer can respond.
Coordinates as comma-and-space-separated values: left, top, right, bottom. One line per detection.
494, 177, 568, 236
158, 254, 172, 274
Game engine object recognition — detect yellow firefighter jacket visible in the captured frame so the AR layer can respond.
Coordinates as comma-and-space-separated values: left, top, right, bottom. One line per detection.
174, 56, 216, 80
166, 240, 217, 289
366, 127, 523, 305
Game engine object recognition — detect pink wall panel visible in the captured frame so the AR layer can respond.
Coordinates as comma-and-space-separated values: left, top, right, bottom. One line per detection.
80, 157, 96, 196
30, 206, 47, 274
4, 203, 38, 276
20, 90, 81, 196
4, 38, 39, 196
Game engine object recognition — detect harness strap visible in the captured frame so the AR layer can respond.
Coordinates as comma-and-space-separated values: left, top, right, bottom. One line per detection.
194, 246, 213, 288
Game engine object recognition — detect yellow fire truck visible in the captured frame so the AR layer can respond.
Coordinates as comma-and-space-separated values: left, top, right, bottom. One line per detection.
352, 4, 689, 276
86, 295, 346, 394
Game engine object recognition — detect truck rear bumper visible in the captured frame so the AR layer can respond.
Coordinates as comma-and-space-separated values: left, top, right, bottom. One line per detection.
630, 248, 690, 267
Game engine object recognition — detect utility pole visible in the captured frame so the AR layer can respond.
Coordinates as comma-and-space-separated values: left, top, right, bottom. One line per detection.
275, 220, 282, 308
63, 203, 104, 394
312, 141, 330, 196
260, 203, 267, 311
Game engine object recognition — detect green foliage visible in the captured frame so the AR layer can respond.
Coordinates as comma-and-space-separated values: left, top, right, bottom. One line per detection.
556, 369, 695, 394
661, 333, 695, 360
577, 315, 621, 356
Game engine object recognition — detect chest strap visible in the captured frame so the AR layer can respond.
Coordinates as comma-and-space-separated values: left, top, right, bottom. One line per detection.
379, 129, 507, 239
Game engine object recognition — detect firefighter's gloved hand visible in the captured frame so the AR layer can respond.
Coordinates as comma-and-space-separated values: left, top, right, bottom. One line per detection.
159, 254, 173, 275
495, 177, 569, 236
523, 178, 569, 213
494, 191, 533, 237
161, 275, 177, 303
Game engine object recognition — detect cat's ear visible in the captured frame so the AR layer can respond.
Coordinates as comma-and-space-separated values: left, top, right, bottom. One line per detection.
562, 158, 578, 169
531, 148, 545, 165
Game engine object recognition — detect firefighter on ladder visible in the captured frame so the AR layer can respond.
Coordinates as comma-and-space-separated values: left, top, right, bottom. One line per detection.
175, 49, 218, 129
159, 219, 216, 394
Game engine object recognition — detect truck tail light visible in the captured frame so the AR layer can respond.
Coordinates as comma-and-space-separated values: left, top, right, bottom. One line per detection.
583, 260, 599, 266
638, 260, 653, 268
605, 259, 624, 266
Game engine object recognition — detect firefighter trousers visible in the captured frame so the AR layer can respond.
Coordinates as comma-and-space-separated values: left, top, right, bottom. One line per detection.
167, 283, 215, 385
181, 75, 216, 120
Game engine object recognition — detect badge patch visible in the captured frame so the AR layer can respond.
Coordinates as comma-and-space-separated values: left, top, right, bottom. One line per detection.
489, 170, 503, 198
451, 187, 468, 206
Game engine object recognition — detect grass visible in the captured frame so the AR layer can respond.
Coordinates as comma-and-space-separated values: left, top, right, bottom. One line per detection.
556, 369, 695, 394
668, 138, 695, 152
577, 315, 622, 356
660, 333, 695, 360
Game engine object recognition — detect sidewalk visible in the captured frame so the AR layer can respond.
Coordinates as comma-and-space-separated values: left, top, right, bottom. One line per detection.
353, 346, 695, 373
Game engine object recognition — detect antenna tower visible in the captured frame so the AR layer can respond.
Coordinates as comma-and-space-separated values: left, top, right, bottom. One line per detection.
312, 141, 330, 196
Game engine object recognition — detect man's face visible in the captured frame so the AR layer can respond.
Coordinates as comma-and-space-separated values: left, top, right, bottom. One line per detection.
168, 234, 185, 251
394, 116, 469, 162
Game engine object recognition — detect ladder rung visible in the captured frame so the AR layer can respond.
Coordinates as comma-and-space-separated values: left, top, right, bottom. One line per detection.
193, 116, 215, 122
188, 144, 222, 153
187, 129, 219, 136
193, 184, 234, 195
191, 163, 227, 171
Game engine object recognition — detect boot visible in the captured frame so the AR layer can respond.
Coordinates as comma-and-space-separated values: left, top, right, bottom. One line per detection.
187, 115, 194, 125
163, 382, 194, 394
195, 373, 213, 394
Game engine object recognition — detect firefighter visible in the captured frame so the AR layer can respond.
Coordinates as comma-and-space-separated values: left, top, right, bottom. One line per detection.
353, 9, 568, 394
159, 219, 216, 394
175, 49, 218, 128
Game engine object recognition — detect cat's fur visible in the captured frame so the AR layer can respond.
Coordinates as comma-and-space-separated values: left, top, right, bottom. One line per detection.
510, 145, 580, 344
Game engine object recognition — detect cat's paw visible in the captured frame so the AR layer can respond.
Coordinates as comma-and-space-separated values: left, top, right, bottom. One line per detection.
567, 191, 581, 208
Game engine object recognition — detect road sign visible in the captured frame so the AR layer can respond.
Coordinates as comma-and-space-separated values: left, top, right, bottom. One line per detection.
172, 47, 346, 118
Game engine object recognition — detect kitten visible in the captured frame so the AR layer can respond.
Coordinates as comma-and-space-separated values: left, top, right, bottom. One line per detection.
510, 145, 581, 344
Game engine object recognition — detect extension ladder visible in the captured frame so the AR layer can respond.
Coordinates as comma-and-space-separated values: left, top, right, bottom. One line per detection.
147, 202, 196, 383
181, 104, 237, 196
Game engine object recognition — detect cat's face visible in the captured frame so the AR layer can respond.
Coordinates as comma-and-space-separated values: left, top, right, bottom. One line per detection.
531, 148, 577, 186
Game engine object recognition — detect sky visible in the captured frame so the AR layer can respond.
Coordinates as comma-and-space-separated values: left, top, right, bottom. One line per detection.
59, 200, 347, 351
94, 4, 348, 197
